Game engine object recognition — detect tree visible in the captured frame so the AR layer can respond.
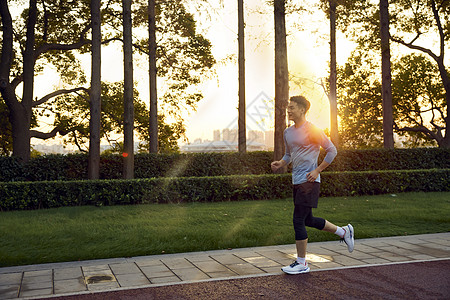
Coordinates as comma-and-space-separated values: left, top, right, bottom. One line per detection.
337, 0, 449, 148
88, 0, 102, 179
392, 54, 446, 147
337, 50, 383, 149
274, 0, 289, 170
123, 0, 134, 178
338, 50, 446, 148
0, 0, 92, 163
148, 0, 158, 153
379, 0, 394, 148
329, 0, 339, 148
389, 0, 449, 147
238, 0, 246, 153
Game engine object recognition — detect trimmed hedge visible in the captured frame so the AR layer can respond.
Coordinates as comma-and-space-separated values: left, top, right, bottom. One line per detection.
1, 148, 449, 182
1, 169, 448, 211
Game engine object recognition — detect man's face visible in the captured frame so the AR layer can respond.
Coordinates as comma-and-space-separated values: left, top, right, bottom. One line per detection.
287, 101, 305, 121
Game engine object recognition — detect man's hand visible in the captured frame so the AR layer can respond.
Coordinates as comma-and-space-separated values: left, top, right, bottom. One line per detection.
271, 160, 284, 173
306, 169, 320, 182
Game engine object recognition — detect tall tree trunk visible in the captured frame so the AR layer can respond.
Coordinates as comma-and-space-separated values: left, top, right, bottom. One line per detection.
88, 0, 102, 179
123, 0, 134, 178
431, 0, 450, 148
274, 0, 289, 171
0, 0, 37, 163
238, 0, 246, 153
148, 0, 158, 153
329, 0, 339, 148
20, 0, 37, 164
380, 0, 394, 149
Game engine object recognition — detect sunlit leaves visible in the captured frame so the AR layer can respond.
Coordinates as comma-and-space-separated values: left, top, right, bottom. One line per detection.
50, 81, 185, 153
337, 49, 445, 148
337, 50, 383, 149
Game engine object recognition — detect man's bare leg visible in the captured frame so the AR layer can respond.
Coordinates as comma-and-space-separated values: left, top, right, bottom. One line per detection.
322, 220, 338, 234
296, 239, 308, 258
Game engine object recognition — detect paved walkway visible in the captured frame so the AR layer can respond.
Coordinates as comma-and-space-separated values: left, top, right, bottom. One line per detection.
1, 232, 449, 300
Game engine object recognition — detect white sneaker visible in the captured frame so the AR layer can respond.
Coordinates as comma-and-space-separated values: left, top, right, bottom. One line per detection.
341, 224, 355, 253
281, 261, 310, 274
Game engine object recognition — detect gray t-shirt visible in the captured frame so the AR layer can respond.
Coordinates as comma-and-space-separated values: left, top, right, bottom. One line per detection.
282, 121, 337, 184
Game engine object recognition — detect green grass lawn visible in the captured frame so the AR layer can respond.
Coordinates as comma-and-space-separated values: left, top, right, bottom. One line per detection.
1, 191, 449, 267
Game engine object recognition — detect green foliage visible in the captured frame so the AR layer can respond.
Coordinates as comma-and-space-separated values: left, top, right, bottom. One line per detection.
392, 54, 446, 147
337, 50, 446, 148
336, 0, 449, 49
337, 49, 383, 148
1, 148, 449, 182
320, 148, 450, 172
1, 169, 448, 211
321, 169, 450, 197
0, 157, 24, 182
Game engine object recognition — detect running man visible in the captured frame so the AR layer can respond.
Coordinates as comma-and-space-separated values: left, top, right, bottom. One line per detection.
271, 95, 354, 275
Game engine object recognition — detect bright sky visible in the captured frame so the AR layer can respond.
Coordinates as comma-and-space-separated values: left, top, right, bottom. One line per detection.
31, 0, 356, 147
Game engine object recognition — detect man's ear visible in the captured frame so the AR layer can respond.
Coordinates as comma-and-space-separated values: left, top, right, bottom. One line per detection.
299, 106, 306, 114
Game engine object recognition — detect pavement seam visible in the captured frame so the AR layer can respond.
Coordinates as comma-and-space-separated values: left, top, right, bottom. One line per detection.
183, 257, 213, 280
159, 259, 183, 283
51, 270, 54, 295
133, 262, 151, 285
17, 272, 24, 299
207, 255, 240, 277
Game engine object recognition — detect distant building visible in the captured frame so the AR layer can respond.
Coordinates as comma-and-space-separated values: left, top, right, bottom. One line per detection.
222, 128, 237, 142
265, 130, 274, 150
248, 130, 264, 144
182, 140, 265, 153
213, 130, 221, 142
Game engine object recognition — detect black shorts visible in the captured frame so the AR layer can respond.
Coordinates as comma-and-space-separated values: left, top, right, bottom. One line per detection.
293, 182, 320, 208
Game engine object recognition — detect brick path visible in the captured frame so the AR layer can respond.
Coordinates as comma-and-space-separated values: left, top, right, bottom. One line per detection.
0, 232, 449, 299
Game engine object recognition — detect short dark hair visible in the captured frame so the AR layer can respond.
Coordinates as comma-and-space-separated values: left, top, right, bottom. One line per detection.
290, 95, 310, 112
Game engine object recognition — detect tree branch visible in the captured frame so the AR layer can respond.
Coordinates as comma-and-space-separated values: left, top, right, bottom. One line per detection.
73, 133, 88, 153
32, 87, 89, 107
11, 75, 23, 90
30, 127, 68, 140
394, 122, 439, 141
34, 23, 92, 60
390, 35, 439, 62
430, 0, 445, 58
103, 37, 150, 55
0, 0, 13, 83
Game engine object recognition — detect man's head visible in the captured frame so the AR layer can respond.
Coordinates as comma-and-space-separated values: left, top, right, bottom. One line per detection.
287, 95, 310, 122
289, 95, 310, 112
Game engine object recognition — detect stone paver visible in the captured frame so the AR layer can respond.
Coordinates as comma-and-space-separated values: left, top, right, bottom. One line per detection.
0, 233, 448, 299
0, 273, 22, 286
210, 254, 246, 265
115, 273, 150, 287
171, 268, 209, 281
226, 263, 265, 275
192, 261, 230, 273
54, 267, 83, 281
0, 285, 19, 299
54, 278, 86, 294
